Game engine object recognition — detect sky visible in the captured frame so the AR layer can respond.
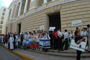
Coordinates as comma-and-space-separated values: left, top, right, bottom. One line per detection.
0, 0, 13, 8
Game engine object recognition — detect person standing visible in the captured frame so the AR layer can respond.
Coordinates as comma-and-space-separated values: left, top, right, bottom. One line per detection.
43, 30, 50, 52
18, 35, 21, 48
74, 27, 79, 39
1, 35, 4, 44
64, 29, 69, 50
57, 29, 63, 52
28, 32, 31, 39
53, 30, 58, 50
83, 28, 88, 41
21, 32, 24, 45
4, 35, 8, 43
7, 33, 10, 49
9, 35, 14, 50
80, 29, 84, 37
75, 31, 84, 60
87, 24, 90, 51
71, 31, 74, 39
49, 31, 53, 49
43, 30, 50, 39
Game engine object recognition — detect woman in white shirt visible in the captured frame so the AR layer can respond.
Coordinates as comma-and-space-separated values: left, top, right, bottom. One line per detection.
18, 35, 21, 48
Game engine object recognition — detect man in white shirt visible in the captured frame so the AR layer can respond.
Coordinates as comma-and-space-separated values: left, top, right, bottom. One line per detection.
70, 31, 74, 39
80, 29, 84, 36
57, 29, 63, 52
57, 29, 62, 38
64, 29, 69, 50
83, 28, 88, 41
28, 32, 31, 39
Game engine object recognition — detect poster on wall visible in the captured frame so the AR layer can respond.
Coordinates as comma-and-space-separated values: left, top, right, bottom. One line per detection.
40, 25, 44, 30
72, 20, 82, 26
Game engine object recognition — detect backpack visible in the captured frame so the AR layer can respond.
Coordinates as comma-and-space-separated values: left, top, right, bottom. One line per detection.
54, 32, 58, 39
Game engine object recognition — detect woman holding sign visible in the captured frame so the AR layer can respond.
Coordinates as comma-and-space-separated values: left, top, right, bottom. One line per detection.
75, 31, 85, 60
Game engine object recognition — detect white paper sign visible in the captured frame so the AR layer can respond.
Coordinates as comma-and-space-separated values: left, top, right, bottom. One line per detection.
72, 20, 82, 26
70, 39, 87, 52
40, 25, 44, 30
49, 27, 56, 31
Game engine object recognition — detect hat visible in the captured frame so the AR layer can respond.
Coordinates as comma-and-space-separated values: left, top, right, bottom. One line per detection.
44, 30, 47, 32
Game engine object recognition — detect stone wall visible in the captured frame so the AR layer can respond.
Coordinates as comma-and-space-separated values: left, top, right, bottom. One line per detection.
6, 0, 90, 34
61, 1, 90, 33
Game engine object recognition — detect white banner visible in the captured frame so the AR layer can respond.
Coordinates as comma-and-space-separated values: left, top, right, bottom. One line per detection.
49, 27, 56, 31
72, 20, 82, 26
39, 39, 51, 48
70, 39, 87, 52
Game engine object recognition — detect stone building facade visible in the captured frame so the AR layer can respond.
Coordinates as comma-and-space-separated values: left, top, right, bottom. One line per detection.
6, 0, 90, 34
0, 7, 9, 34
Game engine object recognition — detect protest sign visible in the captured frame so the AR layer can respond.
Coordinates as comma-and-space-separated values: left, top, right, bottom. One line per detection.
40, 25, 44, 30
49, 27, 56, 31
70, 39, 87, 52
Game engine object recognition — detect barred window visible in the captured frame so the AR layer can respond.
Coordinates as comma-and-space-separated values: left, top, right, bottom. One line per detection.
1, 16, 4, 20
1, 21, 3, 24
2, 12, 5, 15
0, 25, 2, 28
3, 8, 6, 11
0, 30, 2, 33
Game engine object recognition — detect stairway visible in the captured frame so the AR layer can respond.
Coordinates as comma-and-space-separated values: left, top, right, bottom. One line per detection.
46, 49, 90, 58
26, 48, 90, 58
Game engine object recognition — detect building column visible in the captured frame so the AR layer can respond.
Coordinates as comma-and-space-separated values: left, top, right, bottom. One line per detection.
52, 0, 55, 1
29, 0, 38, 10
7, 9, 10, 21
10, 6, 14, 19
44, 0, 47, 4
18, 1, 22, 17
24, 0, 28, 13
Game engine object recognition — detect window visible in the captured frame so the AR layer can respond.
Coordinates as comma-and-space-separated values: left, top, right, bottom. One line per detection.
3, 8, 6, 11
2, 12, 5, 15
1, 16, 4, 20
1, 21, 3, 24
0, 30, 2, 33
0, 25, 2, 28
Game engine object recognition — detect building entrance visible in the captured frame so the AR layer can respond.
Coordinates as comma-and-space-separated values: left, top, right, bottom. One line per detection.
48, 12, 61, 31
18, 24, 21, 34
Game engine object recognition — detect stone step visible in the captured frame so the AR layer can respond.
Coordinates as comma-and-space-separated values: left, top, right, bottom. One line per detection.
25, 49, 90, 58
46, 52, 90, 58
48, 49, 89, 54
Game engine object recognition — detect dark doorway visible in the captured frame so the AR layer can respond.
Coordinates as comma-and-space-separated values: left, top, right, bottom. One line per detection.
48, 12, 61, 31
18, 24, 21, 34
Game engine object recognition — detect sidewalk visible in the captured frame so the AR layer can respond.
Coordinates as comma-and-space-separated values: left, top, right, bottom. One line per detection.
2, 43, 90, 60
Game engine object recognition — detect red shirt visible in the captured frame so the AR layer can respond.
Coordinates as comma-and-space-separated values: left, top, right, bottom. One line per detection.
53, 32, 58, 38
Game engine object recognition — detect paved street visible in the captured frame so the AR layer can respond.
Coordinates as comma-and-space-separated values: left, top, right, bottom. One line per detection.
0, 45, 24, 60
14, 48, 90, 60
1, 44, 90, 60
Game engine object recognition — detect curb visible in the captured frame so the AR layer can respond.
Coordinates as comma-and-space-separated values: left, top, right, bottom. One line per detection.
0, 44, 34, 60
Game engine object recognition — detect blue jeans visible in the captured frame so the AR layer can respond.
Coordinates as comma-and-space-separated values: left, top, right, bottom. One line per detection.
18, 42, 20, 48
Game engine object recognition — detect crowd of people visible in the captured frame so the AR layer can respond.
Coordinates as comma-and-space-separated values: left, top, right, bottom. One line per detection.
0, 24, 90, 60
